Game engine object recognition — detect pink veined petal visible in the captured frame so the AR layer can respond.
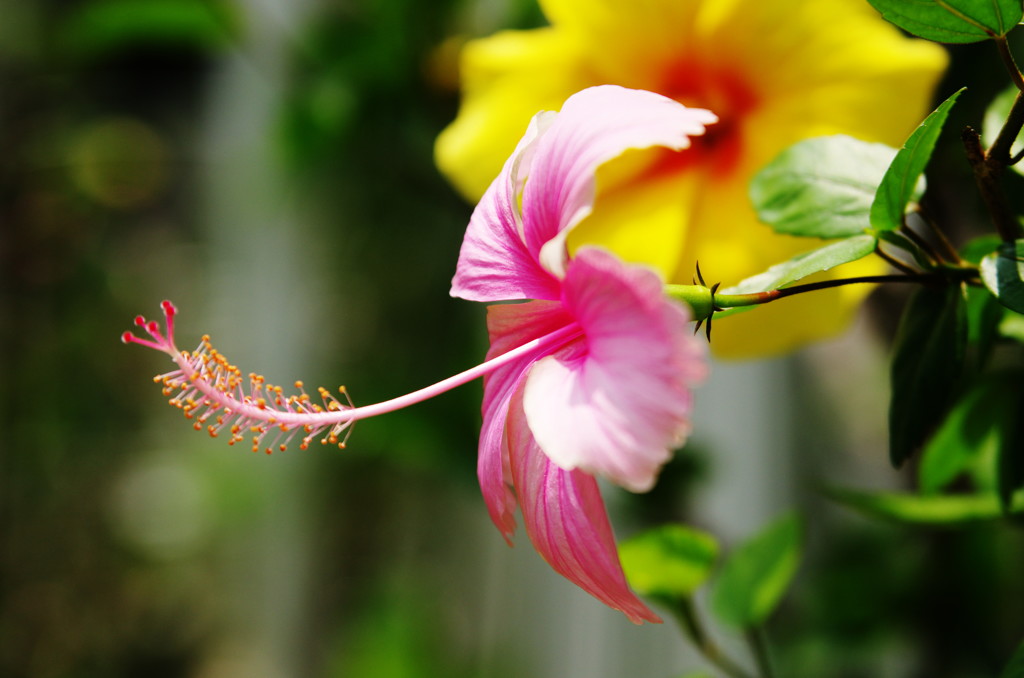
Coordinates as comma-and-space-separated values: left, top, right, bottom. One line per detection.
451, 112, 563, 303
523, 247, 707, 492
521, 85, 717, 277
479, 300, 579, 541
452, 85, 715, 299
506, 385, 661, 625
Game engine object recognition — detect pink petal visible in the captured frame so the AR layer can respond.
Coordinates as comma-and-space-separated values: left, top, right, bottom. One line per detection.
507, 386, 661, 625
451, 112, 563, 303
521, 86, 716, 277
479, 300, 577, 541
451, 86, 715, 300
523, 247, 707, 492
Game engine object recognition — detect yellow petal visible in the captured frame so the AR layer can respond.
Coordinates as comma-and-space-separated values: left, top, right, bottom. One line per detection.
434, 28, 597, 201
568, 148, 705, 279
538, 0, 705, 84
437, 0, 949, 358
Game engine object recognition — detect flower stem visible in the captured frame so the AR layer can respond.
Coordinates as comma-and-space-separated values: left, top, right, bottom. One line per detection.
989, 89, 1024, 165
713, 274, 942, 310
766, 273, 950, 301
963, 45, 1024, 243
995, 35, 1024, 95
918, 205, 963, 265
964, 125, 1023, 243
674, 269, 978, 321
745, 628, 775, 678
673, 598, 756, 678
875, 244, 921, 276
899, 224, 943, 266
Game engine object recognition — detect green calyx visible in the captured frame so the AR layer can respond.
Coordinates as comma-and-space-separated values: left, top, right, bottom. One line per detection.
666, 284, 717, 321
666, 284, 780, 321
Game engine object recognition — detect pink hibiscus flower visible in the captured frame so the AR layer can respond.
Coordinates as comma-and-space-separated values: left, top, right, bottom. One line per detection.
452, 85, 712, 622
123, 85, 712, 623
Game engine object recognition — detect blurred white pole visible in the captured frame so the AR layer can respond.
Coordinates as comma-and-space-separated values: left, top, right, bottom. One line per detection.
198, 0, 322, 676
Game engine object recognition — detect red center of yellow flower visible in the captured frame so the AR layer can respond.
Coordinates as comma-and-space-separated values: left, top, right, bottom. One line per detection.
655, 58, 760, 177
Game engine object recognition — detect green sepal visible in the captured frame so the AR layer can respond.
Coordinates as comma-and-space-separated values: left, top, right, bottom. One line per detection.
709, 512, 802, 629
664, 284, 716, 321
750, 135, 898, 238
981, 239, 1024, 313
825, 486, 1024, 524
889, 284, 968, 467
870, 89, 964, 232
866, 0, 1023, 43
619, 525, 719, 601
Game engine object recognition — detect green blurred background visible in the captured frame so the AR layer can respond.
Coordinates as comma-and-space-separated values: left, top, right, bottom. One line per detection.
2, 1, 1023, 677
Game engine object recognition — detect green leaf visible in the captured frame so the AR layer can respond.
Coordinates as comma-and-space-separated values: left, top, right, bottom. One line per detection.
962, 234, 1004, 264
983, 86, 1024, 175
866, 0, 1024, 43
1000, 639, 1024, 678
826, 486, 1024, 524
1000, 309, 1024, 342
709, 512, 802, 629
918, 374, 1018, 493
619, 525, 719, 600
750, 135, 898, 238
871, 89, 964, 232
981, 239, 1024, 313
997, 378, 1024, 510
889, 284, 967, 467
61, 0, 236, 58
965, 285, 1004, 368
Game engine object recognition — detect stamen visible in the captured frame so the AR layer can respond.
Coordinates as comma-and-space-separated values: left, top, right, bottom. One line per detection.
122, 300, 357, 453
124, 301, 584, 454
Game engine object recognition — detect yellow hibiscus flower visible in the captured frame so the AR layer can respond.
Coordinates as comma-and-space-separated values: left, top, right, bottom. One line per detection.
436, 0, 948, 357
